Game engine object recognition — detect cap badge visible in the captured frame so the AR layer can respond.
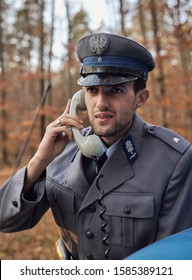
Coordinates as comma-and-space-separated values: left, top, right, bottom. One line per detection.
89, 34, 109, 56
98, 56, 103, 63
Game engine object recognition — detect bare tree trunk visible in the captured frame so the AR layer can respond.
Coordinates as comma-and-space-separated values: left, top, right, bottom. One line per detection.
119, 0, 126, 36
39, 0, 45, 139
164, 0, 192, 139
0, 1, 8, 164
164, 0, 191, 95
137, 0, 158, 122
150, 0, 167, 127
47, 0, 55, 120
65, 0, 73, 99
138, 0, 147, 43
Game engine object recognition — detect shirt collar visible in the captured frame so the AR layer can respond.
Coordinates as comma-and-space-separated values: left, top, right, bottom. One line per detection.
95, 135, 123, 159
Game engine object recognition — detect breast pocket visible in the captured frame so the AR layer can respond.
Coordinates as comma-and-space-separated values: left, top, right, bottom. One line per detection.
46, 180, 76, 231
103, 193, 154, 248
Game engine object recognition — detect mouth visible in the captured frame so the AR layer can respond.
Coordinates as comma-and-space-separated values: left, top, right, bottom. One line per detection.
95, 113, 113, 120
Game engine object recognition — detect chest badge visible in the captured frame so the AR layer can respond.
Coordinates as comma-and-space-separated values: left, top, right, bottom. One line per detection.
123, 135, 138, 163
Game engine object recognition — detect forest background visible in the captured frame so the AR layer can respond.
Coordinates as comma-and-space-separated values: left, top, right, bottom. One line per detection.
0, 0, 191, 259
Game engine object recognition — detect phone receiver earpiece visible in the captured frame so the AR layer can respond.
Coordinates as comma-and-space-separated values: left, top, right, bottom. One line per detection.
69, 90, 104, 158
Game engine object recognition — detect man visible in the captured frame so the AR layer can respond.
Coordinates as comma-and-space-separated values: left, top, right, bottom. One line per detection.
0, 33, 192, 260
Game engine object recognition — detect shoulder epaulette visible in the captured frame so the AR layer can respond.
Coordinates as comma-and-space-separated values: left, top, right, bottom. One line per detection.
144, 124, 190, 154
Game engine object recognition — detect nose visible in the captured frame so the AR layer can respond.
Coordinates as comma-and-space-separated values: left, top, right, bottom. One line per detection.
96, 88, 109, 111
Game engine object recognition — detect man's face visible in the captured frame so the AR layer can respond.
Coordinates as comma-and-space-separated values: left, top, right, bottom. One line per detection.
84, 82, 148, 146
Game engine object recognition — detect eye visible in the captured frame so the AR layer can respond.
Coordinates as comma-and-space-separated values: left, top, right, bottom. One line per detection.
85, 86, 98, 94
111, 87, 124, 94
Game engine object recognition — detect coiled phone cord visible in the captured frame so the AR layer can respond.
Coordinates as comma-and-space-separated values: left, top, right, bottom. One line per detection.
92, 156, 111, 259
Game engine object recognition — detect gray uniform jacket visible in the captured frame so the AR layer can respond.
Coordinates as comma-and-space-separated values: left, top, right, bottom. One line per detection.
1, 114, 192, 260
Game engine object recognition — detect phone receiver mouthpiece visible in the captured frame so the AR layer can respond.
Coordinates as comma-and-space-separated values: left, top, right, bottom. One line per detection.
72, 128, 104, 158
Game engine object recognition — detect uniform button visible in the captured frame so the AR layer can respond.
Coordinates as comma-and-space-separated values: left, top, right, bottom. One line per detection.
86, 252, 94, 260
88, 204, 96, 212
12, 201, 18, 207
85, 231, 94, 239
53, 194, 57, 203
148, 126, 156, 133
124, 207, 131, 215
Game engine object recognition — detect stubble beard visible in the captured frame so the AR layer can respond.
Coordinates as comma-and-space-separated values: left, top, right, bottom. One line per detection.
89, 103, 136, 139
91, 117, 133, 138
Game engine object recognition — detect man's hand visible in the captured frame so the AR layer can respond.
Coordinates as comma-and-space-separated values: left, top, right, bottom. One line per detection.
23, 99, 83, 193
36, 99, 83, 163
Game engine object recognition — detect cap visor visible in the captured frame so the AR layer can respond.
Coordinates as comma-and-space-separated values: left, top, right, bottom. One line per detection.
78, 74, 138, 86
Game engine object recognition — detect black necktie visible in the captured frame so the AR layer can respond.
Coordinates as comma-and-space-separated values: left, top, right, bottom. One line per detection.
83, 152, 107, 185
97, 152, 107, 171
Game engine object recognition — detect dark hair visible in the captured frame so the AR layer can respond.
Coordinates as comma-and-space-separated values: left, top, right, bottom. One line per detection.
133, 78, 146, 93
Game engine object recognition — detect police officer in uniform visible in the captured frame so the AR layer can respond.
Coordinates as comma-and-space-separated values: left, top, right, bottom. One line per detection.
1, 33, 192, 260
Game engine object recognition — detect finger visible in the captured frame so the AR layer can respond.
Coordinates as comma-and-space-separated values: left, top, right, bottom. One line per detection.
55, 118, 62, 126
64, 99, 71, 114
62, 99, 83, 124
46, 125, 71, 142
62, 126, 73, 138
55, 115, 83, 129
58, 125, 73, 140
55, 114, 83, 128
61, 112, 83, 125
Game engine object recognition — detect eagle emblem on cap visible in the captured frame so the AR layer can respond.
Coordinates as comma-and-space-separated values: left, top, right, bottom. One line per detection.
89, 34, 109, 55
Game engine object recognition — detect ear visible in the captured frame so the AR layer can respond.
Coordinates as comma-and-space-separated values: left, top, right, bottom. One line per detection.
136, 89, 149, 108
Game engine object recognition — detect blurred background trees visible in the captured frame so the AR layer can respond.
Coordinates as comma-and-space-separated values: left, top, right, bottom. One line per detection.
0, 0, 191, 174
0, 0, 191, 259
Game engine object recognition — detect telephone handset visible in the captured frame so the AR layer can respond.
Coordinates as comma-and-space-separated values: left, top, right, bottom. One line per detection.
69, 90, 104, 158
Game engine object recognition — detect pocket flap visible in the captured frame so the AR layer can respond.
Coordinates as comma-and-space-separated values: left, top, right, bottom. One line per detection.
104, 193, 154, 218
